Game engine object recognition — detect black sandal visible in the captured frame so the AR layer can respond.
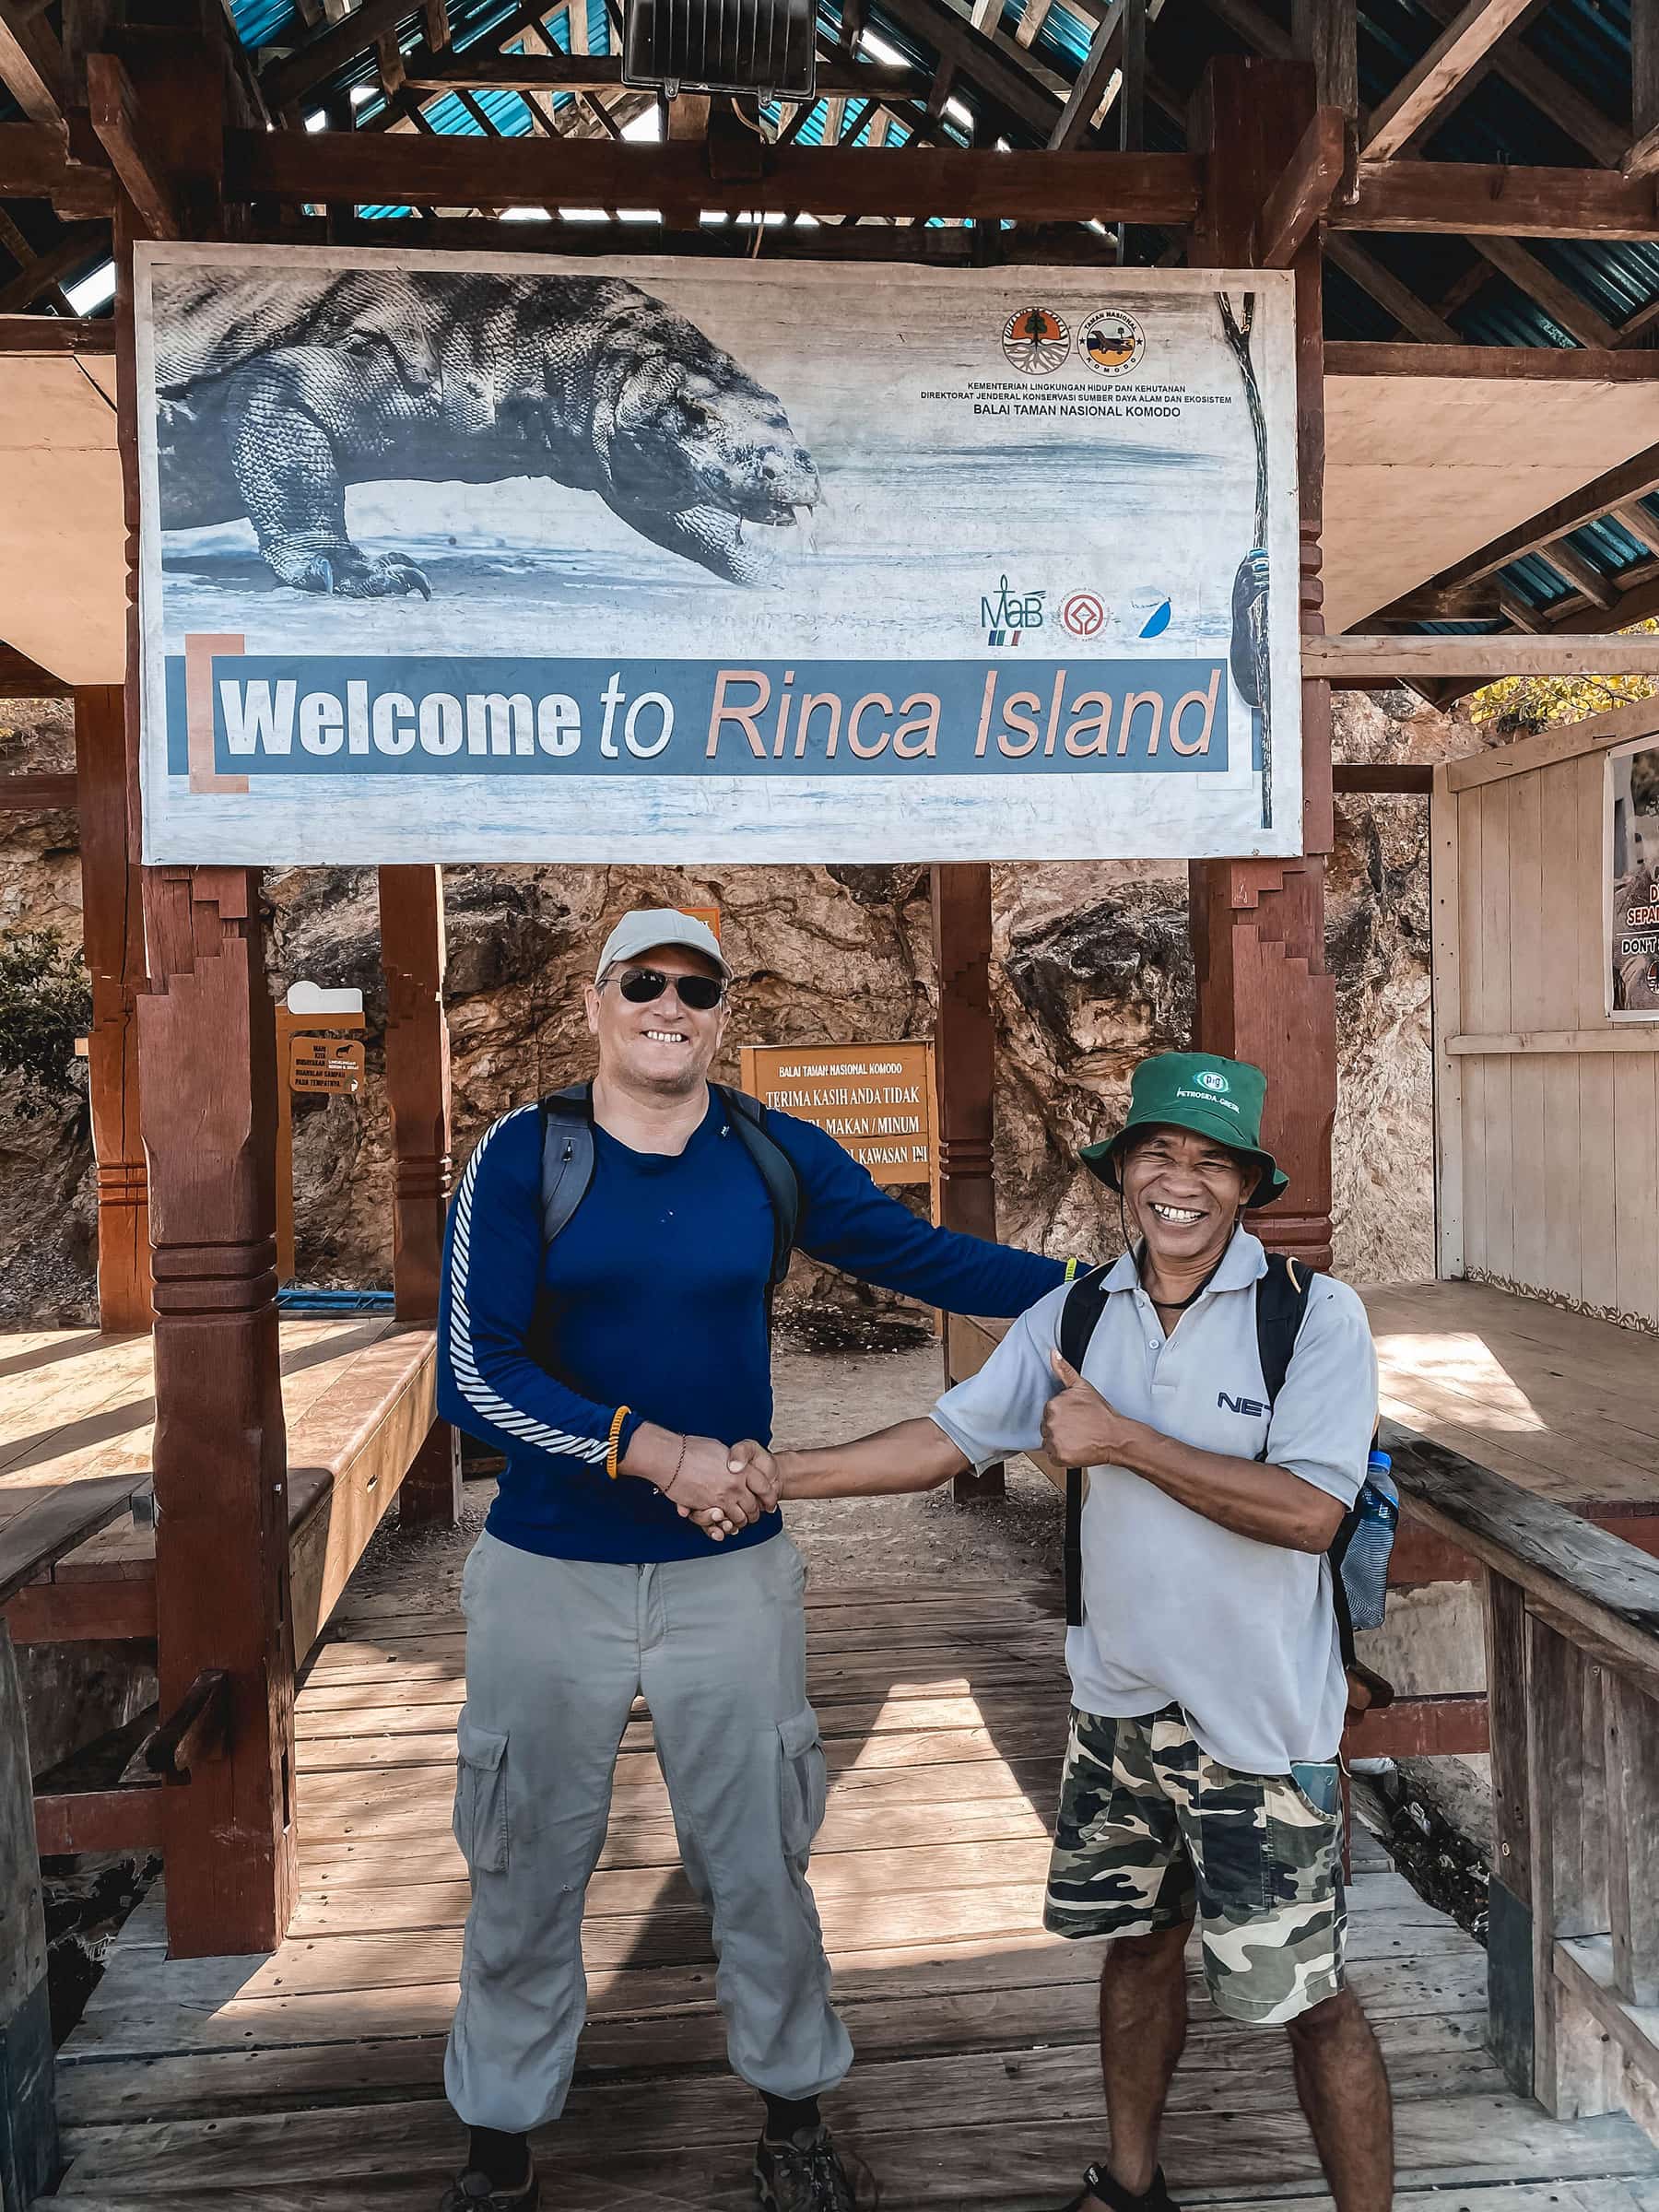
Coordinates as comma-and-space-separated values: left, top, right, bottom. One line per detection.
1056, 2162, 1181, 2212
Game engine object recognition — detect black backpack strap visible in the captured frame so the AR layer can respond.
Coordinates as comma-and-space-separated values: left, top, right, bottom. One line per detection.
538, 1082, 596, 1250
1253, 1252, 1314, 1430
1058, 1264, 1112, 1631
715, 1085, 801, 1291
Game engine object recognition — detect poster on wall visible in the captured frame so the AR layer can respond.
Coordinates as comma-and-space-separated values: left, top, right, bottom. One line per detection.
1609, 738, 1659, 1018
133, 244, 1302, 867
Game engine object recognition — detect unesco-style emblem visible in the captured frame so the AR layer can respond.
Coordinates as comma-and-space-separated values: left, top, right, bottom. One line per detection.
1002, 307, 1070, 375
1078, 309, 1146, 375
1061, 591, 1105, 639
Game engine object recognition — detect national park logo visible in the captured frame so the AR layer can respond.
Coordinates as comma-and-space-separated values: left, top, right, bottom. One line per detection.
1078, 309, 1146, 375
1001, 306, 1071, 375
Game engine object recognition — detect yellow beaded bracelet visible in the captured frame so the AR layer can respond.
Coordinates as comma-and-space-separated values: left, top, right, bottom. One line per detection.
606, 1404, 631, 1481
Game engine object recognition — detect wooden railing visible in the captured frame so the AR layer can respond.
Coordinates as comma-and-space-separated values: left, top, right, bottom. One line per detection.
1383, 1418, 1659, 2138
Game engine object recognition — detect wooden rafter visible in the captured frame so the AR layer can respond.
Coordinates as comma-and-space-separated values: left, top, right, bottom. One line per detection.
1474, 233, 1621, 350
1409, 0, 1626, 168
402, 50, 935, 102
1256, 104, 1347, 266
1379, 439, 1659, 613
1539, 537, 1618, 611
261, 0, 424, 111
0, 1, 68, 135
1048, 1, 1122, 151
1362, 0, 1539, 163
1335, 161, 1659, 240
1324, 234, 1459, 343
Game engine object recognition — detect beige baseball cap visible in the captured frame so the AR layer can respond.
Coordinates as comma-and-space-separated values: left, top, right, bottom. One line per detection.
594, 907, 732, 982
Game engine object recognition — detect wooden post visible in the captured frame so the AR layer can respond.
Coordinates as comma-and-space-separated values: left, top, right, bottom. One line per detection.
379, 865, 458, 1525
137, 866, 298, 1958
0, 1623, 55, 2211
378, 865, 452, 1323
1484, 1568, 1535, 2097
75, 682, 151, 1332
930, 864, 1004, 1503
1187, 57, 1338, 1272
111, 18, 299, 1950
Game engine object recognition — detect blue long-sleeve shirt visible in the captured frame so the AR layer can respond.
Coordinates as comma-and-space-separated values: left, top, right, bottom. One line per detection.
438, 1088, 1065, 1562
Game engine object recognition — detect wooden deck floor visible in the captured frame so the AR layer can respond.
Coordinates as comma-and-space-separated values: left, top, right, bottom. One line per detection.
41, 1550, 1659, 2208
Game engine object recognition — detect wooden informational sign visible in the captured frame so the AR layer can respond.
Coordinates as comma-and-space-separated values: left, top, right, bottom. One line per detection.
741, 1041, 936, 1190
135, 247, 1302, 867
288, 1036, 366, 1094
1609, 737, 1659, 1018
276, 983, 367, 1280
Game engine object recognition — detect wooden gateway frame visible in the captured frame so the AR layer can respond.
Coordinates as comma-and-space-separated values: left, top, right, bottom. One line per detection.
5, 0, 1659, 2100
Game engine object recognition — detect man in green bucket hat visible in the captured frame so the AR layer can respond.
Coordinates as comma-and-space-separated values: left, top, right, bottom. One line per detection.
724, 1050, 1391, 2212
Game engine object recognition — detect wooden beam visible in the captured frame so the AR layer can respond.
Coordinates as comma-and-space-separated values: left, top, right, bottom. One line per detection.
0, 226, 106, 316
403, 50, 935, 100
1324, 340, 1659, 380
0, 312, 114, 354
1624, 120, 1659, 182
1412, 0, 1626, 168
1474, 234, 1621, 351
1337, 160, 1659, 240
0, 0, 68, 135
227, 131, 1204, 220
1362, 0, 1536, 160
1613, 500, 1659, 559
4, 1575, 156, 1643
1048, 2, 1123, 152
1307, 633, 1659, 677
33, 1783, 165, 1857
1331, 761, 1434, 793
1256, 103, 1347, 265
1539, 537, 1618, 611
259, 0, 421, 110
0, 642, 69, 696
378, 865, 451, 1325
0, 125, 112, 216
876, 0, 1077, 139
1324, 233, 1459, 342
77, 685, 151, 1334
1405, 440, 1659, 599
0, 771, 75, 807
88, 53, 182, 240
1292, 0, 1357, 117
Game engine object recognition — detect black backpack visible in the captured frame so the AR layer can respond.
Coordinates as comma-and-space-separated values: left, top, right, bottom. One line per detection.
528, 1084, 800, 1360
1055, 1253, 1385, 1684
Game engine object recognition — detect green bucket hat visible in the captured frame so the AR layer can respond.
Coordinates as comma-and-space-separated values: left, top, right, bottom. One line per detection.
1079, 1051, 1288, 1207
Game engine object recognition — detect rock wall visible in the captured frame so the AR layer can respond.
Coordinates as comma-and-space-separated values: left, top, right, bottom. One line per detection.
1, 688, 1484, 1325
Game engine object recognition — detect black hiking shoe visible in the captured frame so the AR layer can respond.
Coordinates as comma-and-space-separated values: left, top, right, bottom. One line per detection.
439, 2162, 540, 2212
1056, 2162, 1182, 2212
755, 2123, 865, 2211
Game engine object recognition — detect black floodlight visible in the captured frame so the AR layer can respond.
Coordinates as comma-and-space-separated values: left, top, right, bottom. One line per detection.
623, 0, 818, 100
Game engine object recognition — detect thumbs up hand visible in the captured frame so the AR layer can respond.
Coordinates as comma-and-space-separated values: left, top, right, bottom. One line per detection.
1041, 1349, 1137, 1468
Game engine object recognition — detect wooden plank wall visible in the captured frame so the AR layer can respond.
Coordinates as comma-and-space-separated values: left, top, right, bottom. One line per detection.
1436, 695, 1659, 1325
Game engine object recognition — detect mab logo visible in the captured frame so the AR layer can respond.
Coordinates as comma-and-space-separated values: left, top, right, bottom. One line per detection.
1218, 1391, 1269, 1418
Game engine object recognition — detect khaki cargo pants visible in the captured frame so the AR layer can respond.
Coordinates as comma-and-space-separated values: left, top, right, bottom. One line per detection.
444, 1527, 853, 2133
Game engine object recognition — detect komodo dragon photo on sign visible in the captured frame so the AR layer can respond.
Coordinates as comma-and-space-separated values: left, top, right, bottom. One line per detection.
150, 268, 821, 597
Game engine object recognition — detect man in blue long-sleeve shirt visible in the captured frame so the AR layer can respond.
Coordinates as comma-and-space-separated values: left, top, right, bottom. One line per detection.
437, 908, 1064, 2212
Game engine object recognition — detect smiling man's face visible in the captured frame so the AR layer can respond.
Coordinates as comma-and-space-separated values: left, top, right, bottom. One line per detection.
1120, 1124, 1253, 1273
585, 945, 728, 1099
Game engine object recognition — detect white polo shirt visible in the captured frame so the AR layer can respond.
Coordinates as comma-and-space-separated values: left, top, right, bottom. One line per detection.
931, 1230, 1379, 1774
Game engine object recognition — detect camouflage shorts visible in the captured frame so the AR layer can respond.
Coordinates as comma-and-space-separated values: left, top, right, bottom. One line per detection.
1043, 1703, 1347, 2026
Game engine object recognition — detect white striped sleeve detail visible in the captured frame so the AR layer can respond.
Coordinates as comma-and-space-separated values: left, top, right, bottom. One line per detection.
446, 1104, 613, 1465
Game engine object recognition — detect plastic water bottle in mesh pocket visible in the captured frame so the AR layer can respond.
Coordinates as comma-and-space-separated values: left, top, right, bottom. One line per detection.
1341, 1451, 1400, 1633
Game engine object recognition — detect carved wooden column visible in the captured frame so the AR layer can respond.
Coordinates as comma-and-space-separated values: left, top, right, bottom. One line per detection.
931, 863, 1005, 1502
138, 865, 297, 1957
1188, 56, 1337, 1271
115, 116, 296, 1947
378, 864, 460, 1524
76, 683, 152, 1332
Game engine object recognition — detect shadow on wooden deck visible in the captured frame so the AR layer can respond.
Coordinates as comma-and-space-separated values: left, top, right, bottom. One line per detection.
37, 1566, 1659, 2210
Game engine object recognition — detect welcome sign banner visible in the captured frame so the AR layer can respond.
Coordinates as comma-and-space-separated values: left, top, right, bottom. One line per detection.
134, 244, 1302, 865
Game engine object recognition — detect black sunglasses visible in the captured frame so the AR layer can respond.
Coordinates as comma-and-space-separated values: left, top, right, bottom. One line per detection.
610, 966, 726, 1012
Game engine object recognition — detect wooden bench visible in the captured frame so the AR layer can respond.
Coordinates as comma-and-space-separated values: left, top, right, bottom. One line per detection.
3, 1320, 440, 1660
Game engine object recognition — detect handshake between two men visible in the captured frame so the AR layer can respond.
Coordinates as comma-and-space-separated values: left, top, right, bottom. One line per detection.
654, 1348, 1114, 1540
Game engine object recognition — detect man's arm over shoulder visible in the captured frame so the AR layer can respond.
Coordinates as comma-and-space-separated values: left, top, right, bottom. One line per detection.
438, 1105, 639, 1466
770, 1109, 1066, 1316
1264, 1275, 1380, 1511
